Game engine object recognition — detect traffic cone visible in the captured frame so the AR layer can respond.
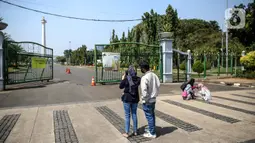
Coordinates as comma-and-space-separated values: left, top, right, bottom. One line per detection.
91, 76, 96, 86
66, 68, 68, 73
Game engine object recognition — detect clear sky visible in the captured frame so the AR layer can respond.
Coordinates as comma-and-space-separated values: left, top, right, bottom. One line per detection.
0, 0, 251, 56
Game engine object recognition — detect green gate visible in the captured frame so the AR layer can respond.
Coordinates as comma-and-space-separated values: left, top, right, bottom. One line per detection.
94, 42, 162, 84
3, 41, 53, 88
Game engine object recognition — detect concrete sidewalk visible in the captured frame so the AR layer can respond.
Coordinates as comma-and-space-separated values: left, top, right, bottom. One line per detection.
0, 90, 255, 143
196, 77, 255, 88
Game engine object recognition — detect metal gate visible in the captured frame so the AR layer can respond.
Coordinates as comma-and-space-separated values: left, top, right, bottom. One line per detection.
94, 42, 162, 84
3, 41, 53, 87
173, 49, 188, 82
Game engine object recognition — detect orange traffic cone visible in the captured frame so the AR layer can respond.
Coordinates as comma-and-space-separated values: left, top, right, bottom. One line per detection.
91, 76, 96, 86
66, 68, 68, 73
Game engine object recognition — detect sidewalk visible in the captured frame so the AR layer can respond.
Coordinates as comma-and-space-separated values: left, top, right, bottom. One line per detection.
0, 89, 255, 143
196, 77, 255, 88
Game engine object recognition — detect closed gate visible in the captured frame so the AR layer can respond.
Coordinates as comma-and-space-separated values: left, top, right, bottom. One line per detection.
94, 42, 163, 84
173, 49, 188, 82
3, 41, 53, 88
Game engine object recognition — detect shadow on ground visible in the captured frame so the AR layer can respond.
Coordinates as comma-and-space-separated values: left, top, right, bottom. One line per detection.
137, 125, 178, 137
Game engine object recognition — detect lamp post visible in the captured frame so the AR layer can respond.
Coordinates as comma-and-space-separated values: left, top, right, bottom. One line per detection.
225, 0, 229, 76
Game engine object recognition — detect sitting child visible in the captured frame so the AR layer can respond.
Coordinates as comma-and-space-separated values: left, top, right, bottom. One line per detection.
197, 83, 211, 102
181, 78, 196, 100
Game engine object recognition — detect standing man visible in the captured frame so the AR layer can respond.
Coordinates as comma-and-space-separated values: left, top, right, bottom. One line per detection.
139, 61, 160, 138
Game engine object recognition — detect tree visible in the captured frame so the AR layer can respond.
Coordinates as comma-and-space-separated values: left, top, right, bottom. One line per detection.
56, 56, 66, 64
192, 61, 204, 77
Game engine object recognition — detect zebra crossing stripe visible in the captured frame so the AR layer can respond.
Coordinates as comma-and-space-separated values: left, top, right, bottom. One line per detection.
163, 100, 240, 123
195, 99, 255, 116
214, 96, 255, 106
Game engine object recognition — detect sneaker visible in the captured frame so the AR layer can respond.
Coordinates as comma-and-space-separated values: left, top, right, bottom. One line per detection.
122, 133, 129, 138
144, 126, 149, 133
143, 132, 156, 138
132, 132, 137, 136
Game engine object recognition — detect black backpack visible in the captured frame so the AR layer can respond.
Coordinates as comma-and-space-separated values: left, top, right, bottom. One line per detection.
180, 82, 187, 91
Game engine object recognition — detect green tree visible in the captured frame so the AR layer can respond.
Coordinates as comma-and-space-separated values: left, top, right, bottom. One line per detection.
56, 56, 66, 64
192, 61, 204, 77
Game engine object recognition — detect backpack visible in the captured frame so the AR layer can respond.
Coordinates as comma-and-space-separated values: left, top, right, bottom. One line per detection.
180, 82, 187, 91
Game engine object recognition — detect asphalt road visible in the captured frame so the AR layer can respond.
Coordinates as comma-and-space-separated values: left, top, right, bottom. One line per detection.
0, 64, 251, 108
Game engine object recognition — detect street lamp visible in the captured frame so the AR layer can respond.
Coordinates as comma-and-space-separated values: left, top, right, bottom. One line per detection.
225, 0, 229, 75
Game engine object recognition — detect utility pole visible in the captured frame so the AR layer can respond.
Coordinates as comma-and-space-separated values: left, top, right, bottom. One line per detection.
69, 41, 71, 65
221, 23, 224, 67
225, 0, 229, 76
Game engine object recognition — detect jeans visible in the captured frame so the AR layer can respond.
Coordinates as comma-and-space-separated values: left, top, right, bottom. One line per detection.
143, 103, 156, 135
123, 102, 138, 133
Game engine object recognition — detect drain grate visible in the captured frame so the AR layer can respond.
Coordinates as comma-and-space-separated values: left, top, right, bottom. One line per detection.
137, 104, 202, 132
214, 96, 255, 106
53, 110, 79, 143
96, 106, 152, 143
195, 99, 255, 116
163, 100, 240, 123
231, 94, 255, 99
0, 114, 21, 142
239, 138, 255, 143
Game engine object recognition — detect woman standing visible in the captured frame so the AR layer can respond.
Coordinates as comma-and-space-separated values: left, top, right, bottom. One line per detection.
119, 66, 141, 137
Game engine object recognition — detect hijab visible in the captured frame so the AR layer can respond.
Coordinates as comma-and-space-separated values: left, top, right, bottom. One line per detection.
126, 65, 136, 94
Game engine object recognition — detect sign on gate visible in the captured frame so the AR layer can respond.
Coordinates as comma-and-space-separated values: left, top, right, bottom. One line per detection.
31, 57, 47, 69
102, 52, 120, 71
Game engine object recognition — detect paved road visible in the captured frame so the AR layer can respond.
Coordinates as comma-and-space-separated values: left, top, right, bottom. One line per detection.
0, 64, 252, 108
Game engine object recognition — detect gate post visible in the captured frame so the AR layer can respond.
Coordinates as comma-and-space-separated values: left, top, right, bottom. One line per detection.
160, 32, 173, 83
187, 50, 191, 81
0, 32, 4, 90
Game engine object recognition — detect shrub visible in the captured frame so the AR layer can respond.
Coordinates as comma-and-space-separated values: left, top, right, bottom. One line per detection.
206, 62, 211, 70
97, 63, 102, 67
192, 60, 204, 77
180, 61, 186, 71
240, 51, 255, 71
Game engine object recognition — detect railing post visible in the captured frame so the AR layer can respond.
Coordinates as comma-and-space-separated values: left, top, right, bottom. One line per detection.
234, 53, 237, 76
203, 53, 207, 79
217, 53, 220, 77
230, 53, 233, 75
241, 51, 245, 72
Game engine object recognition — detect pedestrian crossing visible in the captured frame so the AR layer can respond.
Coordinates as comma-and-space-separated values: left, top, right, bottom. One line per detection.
0, 90, 254, 143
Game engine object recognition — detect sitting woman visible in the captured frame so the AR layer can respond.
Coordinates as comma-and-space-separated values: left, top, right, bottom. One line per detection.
182, 78, 196, 100
197, 83, 212, 102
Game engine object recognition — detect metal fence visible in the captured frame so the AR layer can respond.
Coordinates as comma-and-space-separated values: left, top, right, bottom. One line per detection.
191, 53, 244, 79
94, 42, 163, 84
3, 41, 53, 86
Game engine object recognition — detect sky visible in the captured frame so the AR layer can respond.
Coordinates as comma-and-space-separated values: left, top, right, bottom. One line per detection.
0, 0, 251, 56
